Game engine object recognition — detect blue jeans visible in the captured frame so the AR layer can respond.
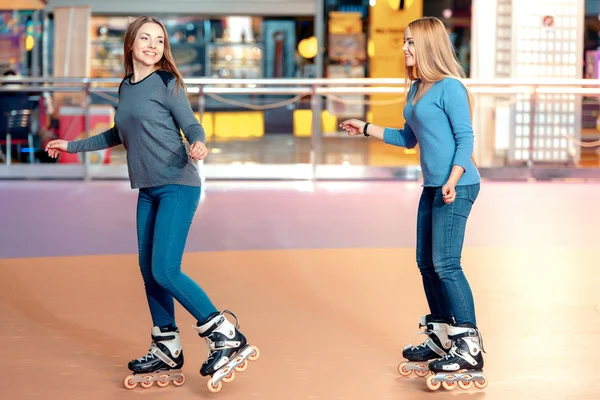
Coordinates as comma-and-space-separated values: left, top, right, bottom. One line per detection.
136, 184, 217, 328
416, 183, 480, 327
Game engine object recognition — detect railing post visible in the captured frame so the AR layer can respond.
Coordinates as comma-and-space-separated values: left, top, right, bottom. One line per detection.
83, 81, 91, 181
198, 84, 205, 135
309, 84, 320, 181
197, 84, 206, 184
527, 86, 537, 176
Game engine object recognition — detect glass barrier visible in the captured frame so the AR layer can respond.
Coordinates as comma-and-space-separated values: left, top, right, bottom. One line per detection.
1, 77, 599, 181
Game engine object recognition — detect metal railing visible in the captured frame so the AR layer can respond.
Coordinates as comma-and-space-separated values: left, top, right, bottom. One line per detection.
1, 77, 600, 181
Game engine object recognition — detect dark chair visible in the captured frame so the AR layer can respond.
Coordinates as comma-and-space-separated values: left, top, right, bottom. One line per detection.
0, 110, 35, 164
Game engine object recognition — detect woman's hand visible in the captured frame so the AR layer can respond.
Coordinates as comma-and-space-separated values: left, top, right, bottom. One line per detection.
45, 139, 69, 159
442, 181, 456, 204
339, 119, 366, 136
189, 141, 208, 160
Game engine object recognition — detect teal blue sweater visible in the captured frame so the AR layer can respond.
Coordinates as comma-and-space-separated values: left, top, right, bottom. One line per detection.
383, 77, 480, 187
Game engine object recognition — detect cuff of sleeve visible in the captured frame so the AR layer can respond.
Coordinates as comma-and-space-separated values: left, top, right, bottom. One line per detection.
186, 128, 206, 145
452, 161, 468, 173
187, 135, 205, 145
67, 142, 76, 154
382, 127, 394, 144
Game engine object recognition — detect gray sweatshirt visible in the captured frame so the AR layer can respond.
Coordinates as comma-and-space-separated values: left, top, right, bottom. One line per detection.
68, 70, 205, 189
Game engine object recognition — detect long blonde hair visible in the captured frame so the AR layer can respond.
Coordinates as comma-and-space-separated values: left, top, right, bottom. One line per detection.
405, 17, 473, 118
123, 16, 185, 92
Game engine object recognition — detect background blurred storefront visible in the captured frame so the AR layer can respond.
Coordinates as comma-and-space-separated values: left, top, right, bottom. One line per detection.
40, 0, 320, 167
0, 4, 44, 77
2, 0, 600, 181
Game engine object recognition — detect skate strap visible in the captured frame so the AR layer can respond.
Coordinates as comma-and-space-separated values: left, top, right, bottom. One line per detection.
425, 338, 447, 358
448, 328, 477, 341
197, 310, 240, 337
150, 345, 178, 368
151, 333, 177, 341
452, 348, 478, 366
222, 310, 240, 329
198, 316, 224, 336
208, 339, 242, 351
448, 328, 486, 353
419, 315, 452, 329
415, 323, 434, 335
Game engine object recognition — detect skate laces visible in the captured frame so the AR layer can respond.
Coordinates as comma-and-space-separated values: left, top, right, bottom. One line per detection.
441, 344, 462, 360
406, 325, 435, 351
136, 343, 158, 362
407, 341, 429, 351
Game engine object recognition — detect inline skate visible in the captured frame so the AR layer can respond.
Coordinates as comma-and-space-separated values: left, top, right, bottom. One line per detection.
123, 326, 186, 389
426, 324, 488, 391
398, 315, 452, 377
194, 310, 259, 393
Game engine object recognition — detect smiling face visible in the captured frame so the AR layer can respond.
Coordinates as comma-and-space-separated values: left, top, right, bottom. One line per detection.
131, 22, 165, 68
402, 26, 416, 67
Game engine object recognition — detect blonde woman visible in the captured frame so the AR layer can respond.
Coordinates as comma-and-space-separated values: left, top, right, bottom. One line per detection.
46, 16, 258, 393
340, 17, 487, 391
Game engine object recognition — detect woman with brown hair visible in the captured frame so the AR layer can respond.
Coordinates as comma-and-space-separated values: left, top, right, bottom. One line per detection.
46, 16, 258, 393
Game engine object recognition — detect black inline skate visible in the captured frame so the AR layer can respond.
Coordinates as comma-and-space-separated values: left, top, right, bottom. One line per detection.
123, 326, 185, 389
426, 324, 488, 391
398, 314, 453, 377
194, 310, 259, 393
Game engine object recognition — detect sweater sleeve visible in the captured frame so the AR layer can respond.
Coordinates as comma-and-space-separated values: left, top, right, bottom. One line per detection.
164, 79, 206, 145
67, 125, 121, 153
383, 122, 418, 149
440, 78, 474, 172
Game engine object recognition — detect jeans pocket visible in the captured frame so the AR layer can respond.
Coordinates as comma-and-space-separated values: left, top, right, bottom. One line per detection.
453, 186, 476, 219
455, 185, 470, 201
192, 188, 200, 209
467, 183, 480, 202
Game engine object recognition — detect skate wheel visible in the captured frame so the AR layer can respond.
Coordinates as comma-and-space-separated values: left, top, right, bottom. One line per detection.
458, 381, 473, 390
248, 346, 259, 361
397, 362, 412, 376
140, 380, 154, 389
123, 375, 137, 390
426, 375, 441, 391
235, 360, 248, 372
207, 379, 222, 393
442, 380, 457, 391
222, 371, 235, 383
156, 375, 170, 388
172, 374, 186, 387
474, 375, 488, 389
415, 365, 429, 378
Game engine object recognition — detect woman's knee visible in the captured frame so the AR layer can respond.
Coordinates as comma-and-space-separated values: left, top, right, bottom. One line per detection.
152, 265, 177, 290
432, 258, 462, 279
416, 258, 435, 274
138, 256, 154, 281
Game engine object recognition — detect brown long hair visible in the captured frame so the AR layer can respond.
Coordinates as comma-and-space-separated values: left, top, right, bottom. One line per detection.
123, 16, 185, 92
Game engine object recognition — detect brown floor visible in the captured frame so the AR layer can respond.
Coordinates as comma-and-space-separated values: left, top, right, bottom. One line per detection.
1, 247, 599, 400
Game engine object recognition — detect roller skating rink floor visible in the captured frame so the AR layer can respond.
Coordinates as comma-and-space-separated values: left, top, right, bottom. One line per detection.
1, 180, 599, 399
